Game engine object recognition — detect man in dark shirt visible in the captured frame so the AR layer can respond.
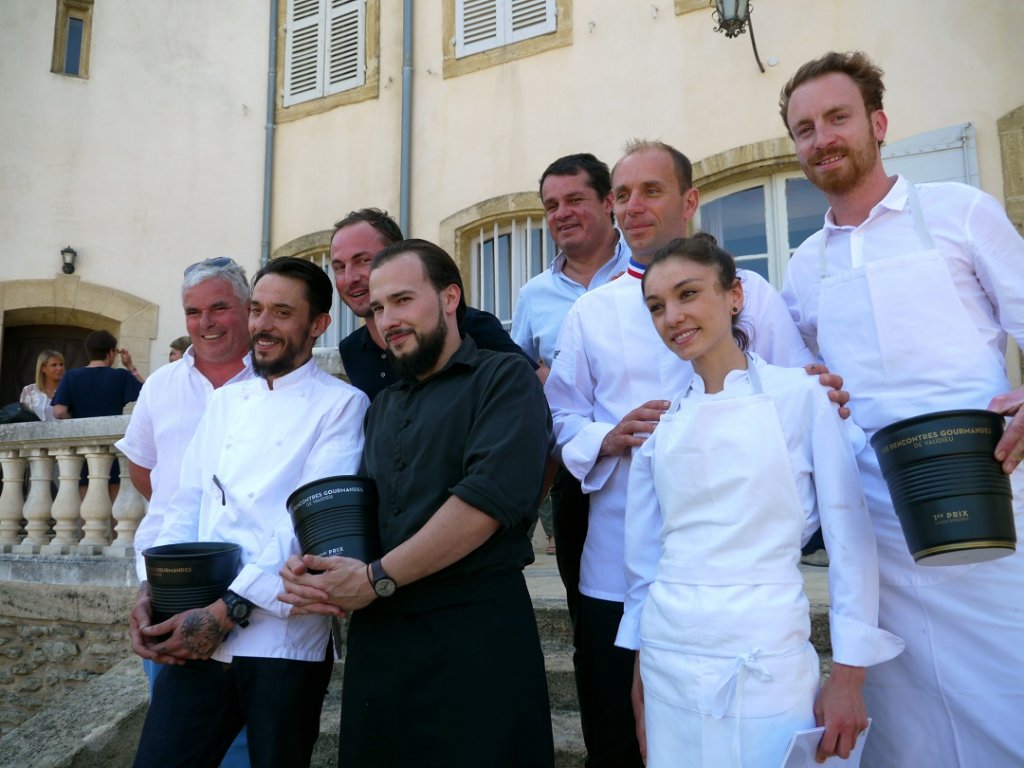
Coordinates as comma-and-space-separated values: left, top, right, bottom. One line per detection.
53, 329, 144, 491
52, 329, 144, 419
330, 208, 535, 400
280, 239, 554, 768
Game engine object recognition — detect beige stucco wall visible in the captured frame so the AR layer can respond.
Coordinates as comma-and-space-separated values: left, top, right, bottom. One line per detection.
3, 0, 1021, 366
0, 1, 269, 370
271, 0, 1024, 263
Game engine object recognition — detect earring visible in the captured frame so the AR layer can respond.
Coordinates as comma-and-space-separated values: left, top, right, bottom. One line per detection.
731, 306, 739, 315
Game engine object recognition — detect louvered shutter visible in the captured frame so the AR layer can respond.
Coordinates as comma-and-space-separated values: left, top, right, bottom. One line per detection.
284, 0, 326, 106
508, 0, 555, 44
456, 0, 501, 58
326, 0, 365, 95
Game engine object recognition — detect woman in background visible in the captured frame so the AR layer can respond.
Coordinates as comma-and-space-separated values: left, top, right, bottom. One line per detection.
616, 237, 902, 767
20, 350, 65, 422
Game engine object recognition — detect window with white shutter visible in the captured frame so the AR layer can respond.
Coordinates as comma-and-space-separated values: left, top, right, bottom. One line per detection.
455, 0, 556, 59
284, 0, 366, 107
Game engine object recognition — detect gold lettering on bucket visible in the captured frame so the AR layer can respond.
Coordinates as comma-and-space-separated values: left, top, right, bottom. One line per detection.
880, 426, 992, 454
931, 510, 970, 525
292, 486, 365, 512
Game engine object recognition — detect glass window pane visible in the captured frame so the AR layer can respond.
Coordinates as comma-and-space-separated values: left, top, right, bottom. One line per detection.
785, 178, 829, 250
481, 240, 494, 314
497, 234, 511, 320
735, 255, 769, 282
530, 228, 543, 277
65, 16, 84, 75
702, 187, 766, 256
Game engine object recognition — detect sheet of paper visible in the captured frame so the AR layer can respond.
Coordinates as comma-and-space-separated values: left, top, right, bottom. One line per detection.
779, 719, 871, 768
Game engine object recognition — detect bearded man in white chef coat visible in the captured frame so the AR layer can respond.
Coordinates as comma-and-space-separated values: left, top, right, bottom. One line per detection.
780, 50, 1024, 767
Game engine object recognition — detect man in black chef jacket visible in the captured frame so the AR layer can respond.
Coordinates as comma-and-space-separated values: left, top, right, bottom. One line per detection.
279, 238, 555, 768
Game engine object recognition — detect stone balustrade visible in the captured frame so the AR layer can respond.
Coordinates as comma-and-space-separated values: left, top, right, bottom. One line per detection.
0, 416, 144, 558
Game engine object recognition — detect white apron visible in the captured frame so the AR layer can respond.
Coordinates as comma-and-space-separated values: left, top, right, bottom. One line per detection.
815, 184, 1024, 766
639, 362, 818, 768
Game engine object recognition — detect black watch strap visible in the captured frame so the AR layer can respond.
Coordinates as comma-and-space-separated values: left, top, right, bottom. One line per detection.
369, 559, 397, 598
222, 590, 253, 628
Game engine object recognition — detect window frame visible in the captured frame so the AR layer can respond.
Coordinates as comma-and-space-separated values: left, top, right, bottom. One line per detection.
696, 172, 829, 289
443, 0, 571, 79
468, 214, 555, 329
51, 0, 94, 78
276, 0, 379, 122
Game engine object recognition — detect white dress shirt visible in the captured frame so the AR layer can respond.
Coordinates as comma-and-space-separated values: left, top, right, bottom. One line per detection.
153, 357, 369, 662
545, 266, 812, 601
784, 175, 1024, 375
116, 347, 254, 581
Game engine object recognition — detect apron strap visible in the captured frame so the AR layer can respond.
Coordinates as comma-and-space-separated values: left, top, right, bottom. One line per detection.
818, 181, 936, 277
744, 354, 764, 395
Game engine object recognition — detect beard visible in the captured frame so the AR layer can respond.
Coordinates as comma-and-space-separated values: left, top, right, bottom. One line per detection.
801, 123, 881, 196
251, 333, 304, 379
386, 303, 449, 381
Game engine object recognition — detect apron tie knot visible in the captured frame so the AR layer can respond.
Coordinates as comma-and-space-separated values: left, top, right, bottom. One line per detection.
710, 648, 773, 719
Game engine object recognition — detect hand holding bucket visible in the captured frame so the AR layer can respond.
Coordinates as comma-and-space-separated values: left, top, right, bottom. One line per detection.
287, 476, 381, 568
870, 409, 1016, 565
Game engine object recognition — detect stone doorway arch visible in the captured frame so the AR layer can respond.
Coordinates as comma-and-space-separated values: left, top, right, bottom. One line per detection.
0, 276, 157, 404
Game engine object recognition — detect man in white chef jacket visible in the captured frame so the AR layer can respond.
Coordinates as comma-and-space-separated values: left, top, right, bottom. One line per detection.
545, 139, 826, 767
780, 50, 1024, 767
130, 258, 369, 768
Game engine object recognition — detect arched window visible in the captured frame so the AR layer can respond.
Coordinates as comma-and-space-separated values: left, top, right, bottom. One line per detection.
467, 214, 555, 329
697, 174, 828, 288
695, 124, 978, 289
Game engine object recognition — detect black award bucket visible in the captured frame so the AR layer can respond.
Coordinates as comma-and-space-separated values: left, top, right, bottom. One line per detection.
143, 542, 242, 623
287, 475, 380, 565
870, 409, 1016, 566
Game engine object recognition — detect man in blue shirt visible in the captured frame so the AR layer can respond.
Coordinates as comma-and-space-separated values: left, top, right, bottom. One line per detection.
511, 154, 630, 765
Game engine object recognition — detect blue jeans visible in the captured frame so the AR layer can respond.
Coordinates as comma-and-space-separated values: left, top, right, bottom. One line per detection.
143, 660, 250, 767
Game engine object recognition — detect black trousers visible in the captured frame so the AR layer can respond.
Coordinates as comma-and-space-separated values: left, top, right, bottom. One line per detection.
133, 652, 333, 768
340, 574, 554, 768
577, 595, 644, 768
549, 465, 588, 630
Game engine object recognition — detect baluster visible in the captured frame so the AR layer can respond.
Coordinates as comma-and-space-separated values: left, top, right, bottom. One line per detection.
0, 450, 26, 551
20, 449, 54, 551
106, 447, 146, 558
77, 446, 113, 554
47, 448, 83, 553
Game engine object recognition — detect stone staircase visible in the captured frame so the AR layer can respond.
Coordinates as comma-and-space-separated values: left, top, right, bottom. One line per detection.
0, 555, 831, 767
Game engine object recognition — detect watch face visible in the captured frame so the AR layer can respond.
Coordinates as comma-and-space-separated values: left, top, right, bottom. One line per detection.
375, 578, 397, 598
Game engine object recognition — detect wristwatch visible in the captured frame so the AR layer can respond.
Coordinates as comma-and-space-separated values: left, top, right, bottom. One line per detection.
368, 558, 397, 598
222, 590, 253, 627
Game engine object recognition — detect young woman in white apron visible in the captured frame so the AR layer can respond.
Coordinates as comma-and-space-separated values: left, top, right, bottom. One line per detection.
616, 236, 903, 768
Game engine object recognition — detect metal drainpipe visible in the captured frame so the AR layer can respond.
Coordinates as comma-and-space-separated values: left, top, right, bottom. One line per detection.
399, 0, 413, 235
260, 0, 279, 266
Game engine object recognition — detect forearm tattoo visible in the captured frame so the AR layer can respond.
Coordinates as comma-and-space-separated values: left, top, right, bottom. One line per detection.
180, 609, 226, 657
